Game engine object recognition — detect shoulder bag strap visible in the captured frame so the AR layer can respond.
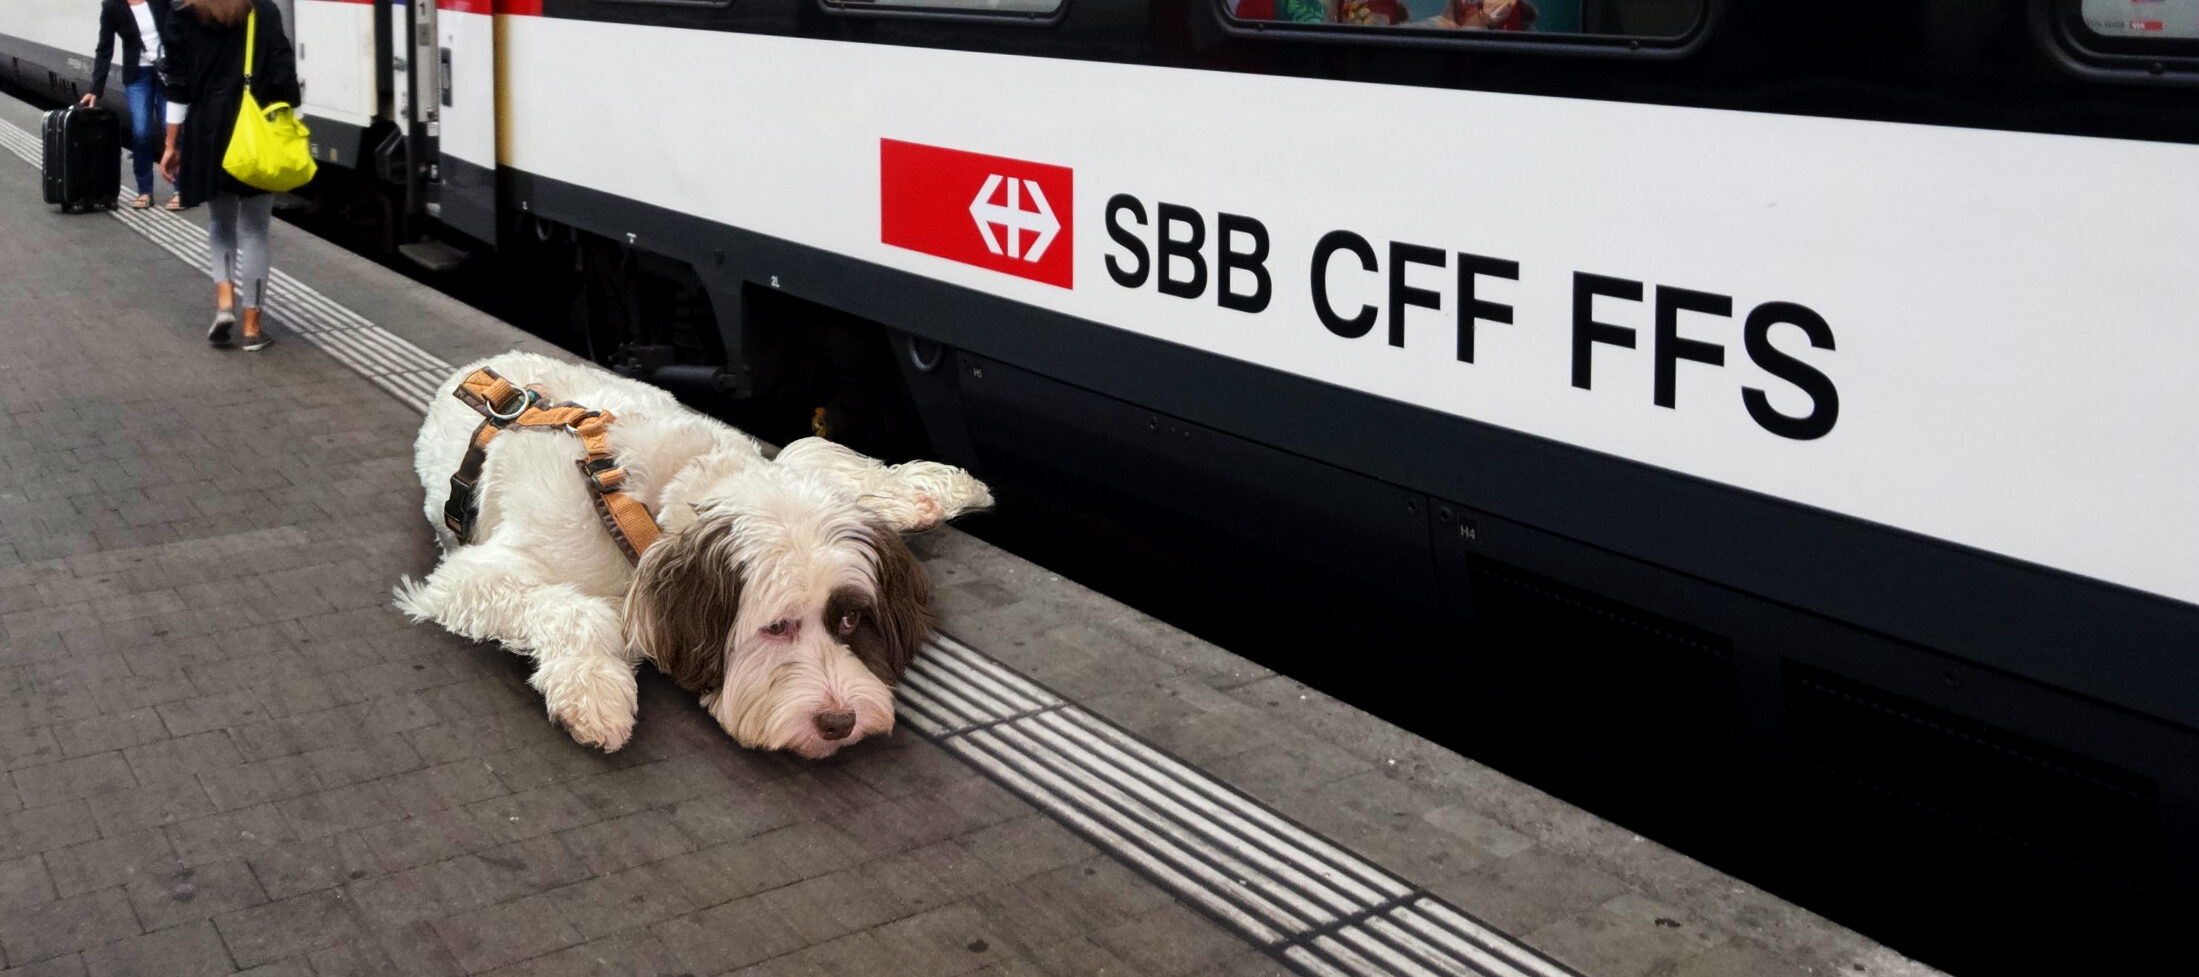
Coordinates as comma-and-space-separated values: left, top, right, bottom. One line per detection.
241, 7, 255, 86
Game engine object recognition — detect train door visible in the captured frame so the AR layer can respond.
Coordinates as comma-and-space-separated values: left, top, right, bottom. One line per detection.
292, 0, 378, 170
427, 0, 497, 247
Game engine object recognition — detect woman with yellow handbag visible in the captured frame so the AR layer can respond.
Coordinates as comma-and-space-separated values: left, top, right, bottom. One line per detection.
157, 0, 309, 352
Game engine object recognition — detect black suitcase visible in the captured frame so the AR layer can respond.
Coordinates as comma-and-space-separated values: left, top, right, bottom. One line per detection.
41, 106, 121, 213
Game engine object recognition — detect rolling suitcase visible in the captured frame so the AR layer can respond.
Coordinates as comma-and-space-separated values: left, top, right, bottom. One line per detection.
41, 105, 121, 213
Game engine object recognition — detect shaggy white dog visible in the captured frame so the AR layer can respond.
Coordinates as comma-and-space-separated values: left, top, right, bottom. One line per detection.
394, 351, 991, 756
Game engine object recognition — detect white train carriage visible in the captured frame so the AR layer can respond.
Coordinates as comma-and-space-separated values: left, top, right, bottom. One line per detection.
7, 2, 2198, 970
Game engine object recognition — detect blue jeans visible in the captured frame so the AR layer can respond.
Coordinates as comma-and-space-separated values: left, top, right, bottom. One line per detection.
123, 74, 165, 196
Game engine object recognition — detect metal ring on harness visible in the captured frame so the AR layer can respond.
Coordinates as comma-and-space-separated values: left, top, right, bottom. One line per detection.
486, 388, 534, 422
565, 411, 603, 434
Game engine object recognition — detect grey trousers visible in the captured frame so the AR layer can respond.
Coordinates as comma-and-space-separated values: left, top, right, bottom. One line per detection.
206, 192, 273, 309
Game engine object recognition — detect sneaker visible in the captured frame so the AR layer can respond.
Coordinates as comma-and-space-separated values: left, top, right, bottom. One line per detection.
241, 328, 273, 352
207, 308, 235, 346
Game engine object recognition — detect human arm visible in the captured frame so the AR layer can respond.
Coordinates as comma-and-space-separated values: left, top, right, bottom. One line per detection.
86, 1, 116, 103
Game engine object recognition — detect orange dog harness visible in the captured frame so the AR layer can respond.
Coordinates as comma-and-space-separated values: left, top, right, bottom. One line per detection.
442, 367, 664, 562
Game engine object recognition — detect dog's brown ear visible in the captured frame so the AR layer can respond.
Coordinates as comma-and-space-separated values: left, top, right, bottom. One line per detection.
625, 510, 744, 694
851, 522, 933, 683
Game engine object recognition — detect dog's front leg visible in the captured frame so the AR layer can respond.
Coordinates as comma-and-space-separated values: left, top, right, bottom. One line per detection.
395, 546, 640, 752
775, 437, 994, 532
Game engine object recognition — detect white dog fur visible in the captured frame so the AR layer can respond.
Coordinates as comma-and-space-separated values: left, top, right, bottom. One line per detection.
394, 351, 991, 756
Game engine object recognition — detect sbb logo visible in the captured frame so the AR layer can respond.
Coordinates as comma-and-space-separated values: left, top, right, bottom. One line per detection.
880, 139, 1074, 289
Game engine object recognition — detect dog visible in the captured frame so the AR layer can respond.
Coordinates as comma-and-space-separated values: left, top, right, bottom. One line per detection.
394, 351, 992, 757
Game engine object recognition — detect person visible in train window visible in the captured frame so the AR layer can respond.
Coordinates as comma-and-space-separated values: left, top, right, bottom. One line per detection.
159, 0, 300, 352
83, 0, 175, 209
1420, 0, 1537, 29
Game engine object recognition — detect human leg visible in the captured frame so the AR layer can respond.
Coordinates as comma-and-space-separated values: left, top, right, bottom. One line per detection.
123, 77, 158, 199
205, 193, 238, 344
235, 193, 275, 350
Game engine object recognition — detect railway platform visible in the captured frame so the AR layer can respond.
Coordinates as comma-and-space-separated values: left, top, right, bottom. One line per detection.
0, 91, 1932, 977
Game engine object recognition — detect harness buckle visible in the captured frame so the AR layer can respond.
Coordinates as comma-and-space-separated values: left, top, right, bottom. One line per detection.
485, 387, 534, 422
443, 473, 479, 538
580, 456, 626, 494
564, 410, 604, 435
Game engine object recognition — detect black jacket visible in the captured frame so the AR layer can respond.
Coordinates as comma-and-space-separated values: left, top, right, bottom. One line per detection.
89, 0, 173, 96
161, 0, 300, 205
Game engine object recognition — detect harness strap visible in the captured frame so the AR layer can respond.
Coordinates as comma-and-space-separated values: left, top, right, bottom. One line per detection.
441, 366, 664, 563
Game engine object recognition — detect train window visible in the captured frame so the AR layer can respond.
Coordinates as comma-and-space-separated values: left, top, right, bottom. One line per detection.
821, 0, 1065, 16
2045, 0, 2199, 81
1220, 0, 1706, 42
2078, 0, 2199, 40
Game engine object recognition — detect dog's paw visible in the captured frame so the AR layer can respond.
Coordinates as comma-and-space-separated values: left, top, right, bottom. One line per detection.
549, 695, 635, 753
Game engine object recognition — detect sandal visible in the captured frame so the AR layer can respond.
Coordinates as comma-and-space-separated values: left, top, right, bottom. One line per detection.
130, 193, 152, 209
164, 196, 184, 212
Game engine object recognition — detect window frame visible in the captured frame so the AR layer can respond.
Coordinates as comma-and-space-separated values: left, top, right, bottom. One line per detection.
2037, 0, 2199, 86
1211, 0, 1723, 60
817, 0, 1071, 28
587, 0, 736, 8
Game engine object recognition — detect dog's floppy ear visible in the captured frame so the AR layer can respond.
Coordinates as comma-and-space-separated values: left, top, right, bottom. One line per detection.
624, 510, 744, 694
850, 521, 933, 683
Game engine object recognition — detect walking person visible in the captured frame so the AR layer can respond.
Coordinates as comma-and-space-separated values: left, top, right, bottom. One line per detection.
157, 0, 299, 352
82, 0, 176, 210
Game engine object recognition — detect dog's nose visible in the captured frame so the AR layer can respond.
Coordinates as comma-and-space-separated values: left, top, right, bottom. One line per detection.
814, 711, 856, 741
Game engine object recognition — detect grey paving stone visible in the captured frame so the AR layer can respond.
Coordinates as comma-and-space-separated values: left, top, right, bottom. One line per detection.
275, 781, 404, 840
194, 755, 322, 812
651, 892, 810, 975
1527, 891, 1732, 977
957, 816, 1098, 886
1024, 937, 1147, 977
381, 758, 510, 818
0, 951, 91, 977
0, 801, 99, 861
243, 832, 381, 901
655, 834, 804, 910
1088, 902, 1249, 977
0, 887, 139, 966
726, 929, 897, 977
757, 866, 912, 946
555, 808, 696, 876
48, 711, 169, 760
297, 735, 425, 790
869, 902, 1011, 977
467, 784, 601, 845
1430, 846, 1636, 937
87, 775, 217, 837
355, 807, 500, 872
164, 803, 299, 866
78, 919, 233, 977
0, 734, 66, 778
154, 690, 268, 738
303, 928, 462, 977
10, 752, 136, 807
122, 856, 268, 933
44, 830, 175, 898
668, 787, 809, 849
212, 888, 363, 970
543, 860, 701, 943
477, 929, 687, 977
432, 892, 583, 974
0, 852, 56, 915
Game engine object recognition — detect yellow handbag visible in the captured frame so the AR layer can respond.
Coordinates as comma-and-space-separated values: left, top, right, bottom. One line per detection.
221, 8, 316, 193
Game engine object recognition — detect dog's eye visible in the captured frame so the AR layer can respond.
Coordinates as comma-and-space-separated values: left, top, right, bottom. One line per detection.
762, 619, 791, 637
835, 611, 860, 636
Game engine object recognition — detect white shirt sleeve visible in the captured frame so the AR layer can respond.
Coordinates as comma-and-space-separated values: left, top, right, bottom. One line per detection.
165, 100, 189, 125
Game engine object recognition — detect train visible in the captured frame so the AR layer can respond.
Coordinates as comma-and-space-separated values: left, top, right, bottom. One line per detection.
7, 1, 2198, 969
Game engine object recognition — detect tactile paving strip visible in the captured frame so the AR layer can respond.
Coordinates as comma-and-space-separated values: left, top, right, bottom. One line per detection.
4, 115, 1584, 977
